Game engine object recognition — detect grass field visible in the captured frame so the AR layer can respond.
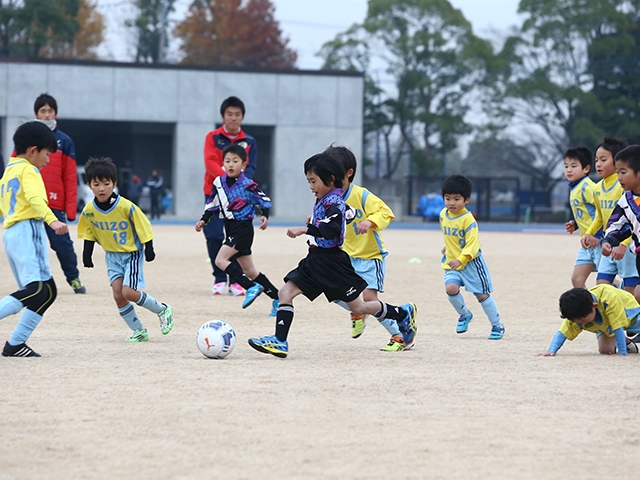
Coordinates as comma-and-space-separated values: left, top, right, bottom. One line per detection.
1, 224, 636, 479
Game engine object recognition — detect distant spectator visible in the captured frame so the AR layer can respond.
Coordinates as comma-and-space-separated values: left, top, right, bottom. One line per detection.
415, 193, 445, 222
146, 170, 163, 219
128, 174, 142, 206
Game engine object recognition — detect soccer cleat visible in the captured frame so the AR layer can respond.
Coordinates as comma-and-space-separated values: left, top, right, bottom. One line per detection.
456, 312, 473, 334
158, 303, 174, 334
488, 324, 505, 340
228, 283, 245, 296
380, 335, 407, 352
248, 335, 288, 358
242, 283, 264, 309
351, 313, 367, 339
212, 282, 226, 295
70, 278, 86, 294
398, 303, 417, 346
125, 329, 149, 342
626, 337, 639, 354
268, 299, 279, 317
2, 341, 40, 357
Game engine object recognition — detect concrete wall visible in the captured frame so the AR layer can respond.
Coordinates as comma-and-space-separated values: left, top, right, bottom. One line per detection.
0, 59, 363, 220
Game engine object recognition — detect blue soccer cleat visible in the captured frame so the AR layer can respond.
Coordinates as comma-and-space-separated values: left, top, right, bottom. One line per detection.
456, 312, 473, 334
242, 283, 264, 309
268, 299, 279, 317
488, 324, 505, 340
398, 303, 417, 346
248, 335, 288, 358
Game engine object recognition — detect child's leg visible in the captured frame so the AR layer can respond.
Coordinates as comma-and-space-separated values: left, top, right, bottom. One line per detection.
571, 264, 594, 289
273, 281, 302, 341
0, 295, 23, 319
476, 294, 502, 327
597, 334, 616, 355
112, 278, 145, 331
221, 248, 256, 290
7, 278, 57, 346
362, 289, 400, 337
445, 283, 472, 317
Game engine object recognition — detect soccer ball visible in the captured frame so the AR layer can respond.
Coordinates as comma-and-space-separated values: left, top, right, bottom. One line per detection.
196, 321, 236, 359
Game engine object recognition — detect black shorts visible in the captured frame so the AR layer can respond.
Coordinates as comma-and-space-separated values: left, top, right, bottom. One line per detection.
284, 248, 367, 303
223, 219, 254, 257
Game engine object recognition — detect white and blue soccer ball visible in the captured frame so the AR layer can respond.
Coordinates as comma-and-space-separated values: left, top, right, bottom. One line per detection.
196, 321, 236, 359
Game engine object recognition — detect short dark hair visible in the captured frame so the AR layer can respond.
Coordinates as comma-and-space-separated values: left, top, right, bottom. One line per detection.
559, 287, 595, 320
614, 145, 640, 173
220, 96, 245, 117
34, 93, 58, 115
13, 121, 57, 156
597, 135, 628, 159
324, 145, 357, 183
85, 157, 118, 183
564, 146, 593, 170
304, 152, 345, 190
442, 174, 472, 199
222, 143, 247, 162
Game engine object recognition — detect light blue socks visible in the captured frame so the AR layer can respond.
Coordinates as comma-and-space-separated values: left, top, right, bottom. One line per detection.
119, 303, 144, 331
136, 291, 164, 314
9, 309, 42, 345
447, 292, 471, 317
0, 295, 23, 320
480, 296, 501, 326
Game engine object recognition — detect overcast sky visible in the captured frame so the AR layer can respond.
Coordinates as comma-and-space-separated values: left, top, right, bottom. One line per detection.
95, 0, 523, 68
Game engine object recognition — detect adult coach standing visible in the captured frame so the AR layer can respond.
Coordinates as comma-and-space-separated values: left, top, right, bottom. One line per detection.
203, 96, 257, 296
34, 93, 86, 294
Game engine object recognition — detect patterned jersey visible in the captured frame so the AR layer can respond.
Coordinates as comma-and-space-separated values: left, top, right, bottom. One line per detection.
603, 190, 640, 254
0, 157, 57, 228
439, 207, 481, 270
585, 174, 627, 247
78, 195, 154, 252
307, 188, 346, 249
569, 176, 600, 237
560, 284, 640, 339
202, 173, 271, 223
203, 126, 257, 195
342, 184, 394, 261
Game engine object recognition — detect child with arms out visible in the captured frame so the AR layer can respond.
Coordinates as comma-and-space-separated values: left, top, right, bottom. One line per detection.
540, 285, 640, 356
78, 157, 173, 342
247, 152, 417, 358
195, 144, 279, 313
324, 145, 410, 351
581, 136, 638, 293
0, 121, 68, 357
440, 174, 505, 339
563, 147, 601, 288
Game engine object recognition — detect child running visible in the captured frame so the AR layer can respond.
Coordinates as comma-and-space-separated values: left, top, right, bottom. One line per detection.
563, 146, 600, 288
439, 174, 504, 339
324, 145, 409, 351
247, 152, 417, 358
195, 144, 279, 314
0, 121, 67, 357
78, 157, 174, 342
540, 285, 640, 356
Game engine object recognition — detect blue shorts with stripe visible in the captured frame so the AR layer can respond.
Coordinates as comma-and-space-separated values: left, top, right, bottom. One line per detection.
597, 247, 638, 281
574, 245, 600, 270
3, 219, 52, 288
349, 256, 386, 292
443, 251, 493, 295
106, 250, 145, 289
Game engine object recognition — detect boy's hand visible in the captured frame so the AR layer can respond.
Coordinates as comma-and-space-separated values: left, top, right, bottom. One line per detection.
83, 253, 94, 268
287, 226, 307, 238
50, 221, 68, 235
565, 220, 576, 234
441, 247, 446, 255
581, 234, 598, 249
448, 259, 462, 270
195, 220, 205, 232
537, 352, 556, 357
611, 244, 627, 261
145, 243, 155, 262
305, 215, 312, 224
357, 220, 374, 234
601, 242, 612, 257
259, 216, 268, 230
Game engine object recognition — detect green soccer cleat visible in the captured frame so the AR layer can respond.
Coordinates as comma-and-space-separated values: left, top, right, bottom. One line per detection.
158, 304, 174, 335
380, 335, 408, 352
248, 335, 288, 358
351, 313, 367, 339
70, 278, 86, 294
125, 329, 149, 342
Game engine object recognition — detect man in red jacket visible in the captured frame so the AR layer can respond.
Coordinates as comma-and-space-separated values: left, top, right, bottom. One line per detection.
34, 93, 85, 293
203, 96, 257, 296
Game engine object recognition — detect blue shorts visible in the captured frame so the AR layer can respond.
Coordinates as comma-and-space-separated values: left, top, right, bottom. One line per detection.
444, 252, 493, 295
349, 256, 386, 292
575, 245, 600, 270
597, 247, 638, 283
3, 219, 52, 288
106, 250, 145, 290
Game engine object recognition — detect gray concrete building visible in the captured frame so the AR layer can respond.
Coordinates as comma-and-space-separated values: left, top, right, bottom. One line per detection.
0, 58, 363, 220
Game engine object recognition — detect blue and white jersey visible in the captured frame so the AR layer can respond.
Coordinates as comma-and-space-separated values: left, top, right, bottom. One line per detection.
306, 188, 346, 249
203, 172, 271, 222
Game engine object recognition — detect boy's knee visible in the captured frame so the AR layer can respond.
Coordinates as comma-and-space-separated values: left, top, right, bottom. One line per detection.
445, 284, 460, 296
476, 294, 489, 303
21, 279, 56, 313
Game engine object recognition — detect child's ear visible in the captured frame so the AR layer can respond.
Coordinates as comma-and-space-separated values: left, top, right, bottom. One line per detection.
585, 165, 591, 173
346, 168, 354, 178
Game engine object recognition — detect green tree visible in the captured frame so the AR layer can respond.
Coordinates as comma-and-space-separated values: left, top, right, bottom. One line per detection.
320, 0, 493, 177
127, 0, 175, 63
43, 0, 105, 59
